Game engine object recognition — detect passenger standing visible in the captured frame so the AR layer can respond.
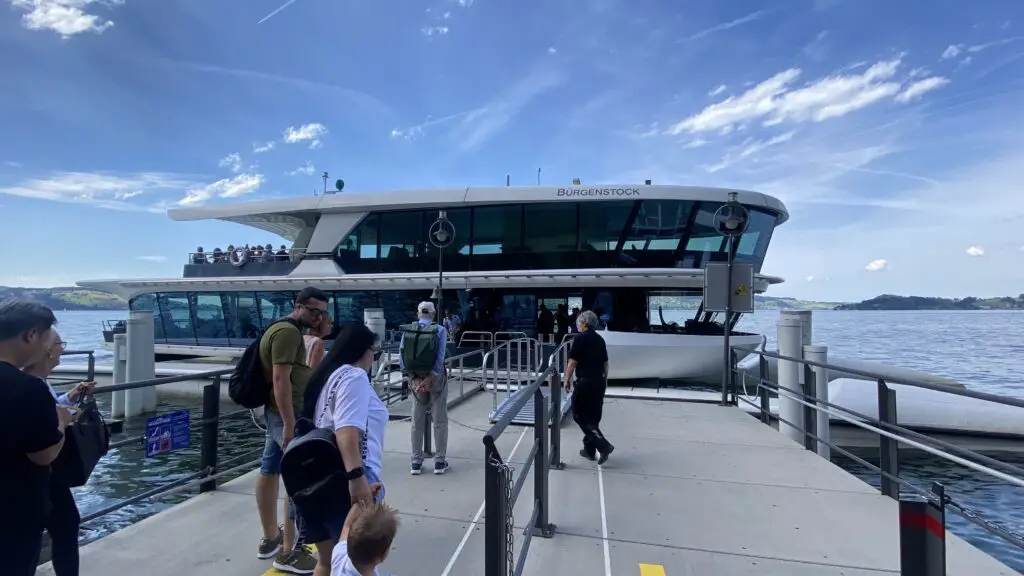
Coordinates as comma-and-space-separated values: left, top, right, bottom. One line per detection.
537, 304, 555, 344
399, 302, 450, 475
301, 322, 389, 576
554, 304, 570, 341
563, 310, 615, 464
23, 330, 95, 576
305, 314, 334, 369
255, 287, 329, 575
0, 300, 76, 576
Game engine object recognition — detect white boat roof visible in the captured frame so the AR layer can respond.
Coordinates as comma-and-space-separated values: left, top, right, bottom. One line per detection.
169, 184, 789, 240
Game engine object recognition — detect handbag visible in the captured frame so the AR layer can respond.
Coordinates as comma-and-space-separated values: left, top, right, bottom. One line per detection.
51, 392, 111, 488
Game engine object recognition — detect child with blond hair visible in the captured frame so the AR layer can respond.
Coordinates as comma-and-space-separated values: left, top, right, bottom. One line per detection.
331, 489, 399, 576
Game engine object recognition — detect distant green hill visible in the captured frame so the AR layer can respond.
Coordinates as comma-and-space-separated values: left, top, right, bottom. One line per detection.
835, 294, 1024, 311
0, 287, 127, 311
651, 294, 841, 310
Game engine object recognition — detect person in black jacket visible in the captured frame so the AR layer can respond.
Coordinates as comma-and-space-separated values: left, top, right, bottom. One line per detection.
0, 300, 77, 576
562, 310, 615, 464
25, 330, 94, 576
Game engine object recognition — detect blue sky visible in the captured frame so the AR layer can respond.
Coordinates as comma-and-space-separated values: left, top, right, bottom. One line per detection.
1, 0, 1023, 302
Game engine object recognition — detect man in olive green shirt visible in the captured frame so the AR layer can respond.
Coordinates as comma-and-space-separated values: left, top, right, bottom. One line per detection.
255, 287, 329, 575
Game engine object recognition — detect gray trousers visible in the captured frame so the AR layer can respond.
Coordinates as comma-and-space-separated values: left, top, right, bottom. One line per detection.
411, 371, 449, 464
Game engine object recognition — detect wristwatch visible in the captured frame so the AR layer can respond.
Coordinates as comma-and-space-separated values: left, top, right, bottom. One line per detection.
345, 466, 365, 481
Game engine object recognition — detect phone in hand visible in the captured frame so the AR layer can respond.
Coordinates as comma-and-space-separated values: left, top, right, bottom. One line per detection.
65, 407, 78, 416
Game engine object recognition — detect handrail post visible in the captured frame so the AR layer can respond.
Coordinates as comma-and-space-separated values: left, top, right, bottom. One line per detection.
802, 364, 817, 451
899, 485, 945, 575
87, 351, 96, 382
533, 387, 554, 537
199, 377, 221, 493
728, 348, 739, 405
549, 369, 565, 470
758, 355, 770, 424
878, 379, 900, 500
483, 441, 508, 576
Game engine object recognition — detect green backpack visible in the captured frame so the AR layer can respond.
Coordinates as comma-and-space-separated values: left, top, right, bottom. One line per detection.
400, 322, 441, 376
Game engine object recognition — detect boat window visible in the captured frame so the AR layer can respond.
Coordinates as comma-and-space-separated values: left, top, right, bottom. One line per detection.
223, 292, 261, 345
334, 291, 381, 324
648, 291, 703, 327
679, 203, 728, 269
129, 294, 166, 343
422, 208, 471, 273
471, 205, 524, 271
523, 203, 577, 269
256, 291, 297, 329
193, 293, 230, 345
578, 200, 634, 268
734, 209, 777, 270
336, 214, 380, 274
378, 211, 426, 273
619, 200, 693, 267
156, 292, 195, 345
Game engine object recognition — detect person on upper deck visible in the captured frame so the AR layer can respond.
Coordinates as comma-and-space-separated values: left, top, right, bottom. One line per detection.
398, 301, 450, 476
0, 300, 77, 576
563, 310, 615, 464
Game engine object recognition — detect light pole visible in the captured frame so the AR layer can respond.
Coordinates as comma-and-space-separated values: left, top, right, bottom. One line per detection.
429, 210, 455, 320
713, 192, 749, 405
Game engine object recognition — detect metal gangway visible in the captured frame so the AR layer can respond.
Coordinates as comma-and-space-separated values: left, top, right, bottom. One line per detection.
488, 338, 573, 426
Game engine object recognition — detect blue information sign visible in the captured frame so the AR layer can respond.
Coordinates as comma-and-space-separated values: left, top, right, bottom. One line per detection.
145, 410, 190, 457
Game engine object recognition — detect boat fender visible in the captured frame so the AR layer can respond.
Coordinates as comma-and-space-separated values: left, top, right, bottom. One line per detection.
230, 248, 250, 268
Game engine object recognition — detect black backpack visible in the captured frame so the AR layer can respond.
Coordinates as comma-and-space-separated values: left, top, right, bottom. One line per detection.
228, 318, 299, 409
281, 380, 353, 523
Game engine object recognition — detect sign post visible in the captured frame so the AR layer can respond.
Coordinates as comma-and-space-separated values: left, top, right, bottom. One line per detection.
145, 409, 190, 458
706, 193, 751, 406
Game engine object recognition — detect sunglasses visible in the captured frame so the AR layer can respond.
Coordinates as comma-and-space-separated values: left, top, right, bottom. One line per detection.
300, 305, 326, 318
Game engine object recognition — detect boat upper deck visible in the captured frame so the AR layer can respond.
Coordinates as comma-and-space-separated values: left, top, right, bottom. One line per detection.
38, 390, 1013, 576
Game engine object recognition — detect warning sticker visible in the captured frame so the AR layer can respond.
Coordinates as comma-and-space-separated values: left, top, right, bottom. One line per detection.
735, 283, 749, 297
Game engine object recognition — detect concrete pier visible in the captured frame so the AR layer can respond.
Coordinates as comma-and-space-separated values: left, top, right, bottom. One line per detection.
38, 390, 1014, 576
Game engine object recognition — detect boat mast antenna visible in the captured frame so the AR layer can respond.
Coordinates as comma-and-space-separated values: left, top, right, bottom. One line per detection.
537, 167, 541, 185
506, 174, 510, 187
321, 172, 328, 195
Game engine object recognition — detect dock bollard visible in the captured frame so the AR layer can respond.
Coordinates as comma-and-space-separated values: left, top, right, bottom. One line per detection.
898, 493, 945, 576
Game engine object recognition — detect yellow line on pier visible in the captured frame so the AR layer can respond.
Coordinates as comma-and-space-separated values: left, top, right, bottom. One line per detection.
640, 563, 667, 576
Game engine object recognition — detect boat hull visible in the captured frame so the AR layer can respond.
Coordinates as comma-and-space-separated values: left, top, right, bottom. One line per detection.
599, 330, 763, 381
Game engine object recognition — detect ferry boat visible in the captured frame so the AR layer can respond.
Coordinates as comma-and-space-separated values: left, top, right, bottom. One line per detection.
79, 183, 787, 382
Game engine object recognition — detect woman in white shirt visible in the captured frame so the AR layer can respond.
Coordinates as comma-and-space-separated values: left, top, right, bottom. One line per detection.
300, 322, 389, 576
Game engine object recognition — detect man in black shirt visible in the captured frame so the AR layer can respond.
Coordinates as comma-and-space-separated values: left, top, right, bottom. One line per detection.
563, 310, 615, 464
0, 300, 76, 576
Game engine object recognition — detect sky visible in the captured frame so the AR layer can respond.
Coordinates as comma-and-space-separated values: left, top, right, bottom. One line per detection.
1, 0, 1023, 302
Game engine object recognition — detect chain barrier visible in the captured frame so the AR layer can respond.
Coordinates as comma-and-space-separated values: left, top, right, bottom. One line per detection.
493, 455, 516, 576
939, 493, 1024, 549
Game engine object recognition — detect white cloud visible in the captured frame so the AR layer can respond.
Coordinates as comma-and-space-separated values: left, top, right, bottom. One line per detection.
895, 77, 950, 103
218, 152, 243, 173
422, 26, 449, 36
686, 9, 770, 42
966, 246, 985, 257
9, 0, 119, 37
665, 56, 947, 137
865, 259, 888, 272
282, 123, 327, 149
4, 161, 23, 168
253, 141, 275, 154
455, 0, 474, 6
548, 47, 557, 54
941, 44, 963, 60
0, 171, 195, 211
287, 161, 315, 176
177, 173, 265, 206
708, 85, 727, 97
136, 255, 167, 263
805, 275, 815, 282
704, 130, 796, 173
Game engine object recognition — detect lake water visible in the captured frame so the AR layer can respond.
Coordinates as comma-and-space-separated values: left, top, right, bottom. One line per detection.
53, 309, 1024, 570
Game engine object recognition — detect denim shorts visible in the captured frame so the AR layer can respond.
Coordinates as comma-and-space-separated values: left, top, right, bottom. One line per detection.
261, 409, 286, 476
300, 468, 384, 545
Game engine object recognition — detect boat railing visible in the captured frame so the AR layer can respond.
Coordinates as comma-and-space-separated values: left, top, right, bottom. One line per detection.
495, 331, 528, 343
731, 345, 1024, 554
482, 358, 565, 576
372, 346, 489, 407
485, 338, 544, 411
49, 349, 97, 386
458, 330, 495, 349
186, 246, 306, 264
41, 365, 265, 556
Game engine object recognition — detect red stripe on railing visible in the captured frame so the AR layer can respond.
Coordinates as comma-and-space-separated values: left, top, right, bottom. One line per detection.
900, 509, 945, 540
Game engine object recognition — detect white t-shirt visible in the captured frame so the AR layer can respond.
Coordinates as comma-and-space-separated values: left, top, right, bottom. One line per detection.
330, 541, 380, 576
314, 364, 388, 482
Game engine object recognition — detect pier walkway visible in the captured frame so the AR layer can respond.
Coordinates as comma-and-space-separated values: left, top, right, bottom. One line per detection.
38, 389, 1013, 576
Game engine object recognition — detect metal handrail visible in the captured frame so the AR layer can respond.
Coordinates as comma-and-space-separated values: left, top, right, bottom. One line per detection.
485, 338, 543, 411
733, 349, 1024, 551
482, 361, 565, 576
734, 344, 1024, 409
